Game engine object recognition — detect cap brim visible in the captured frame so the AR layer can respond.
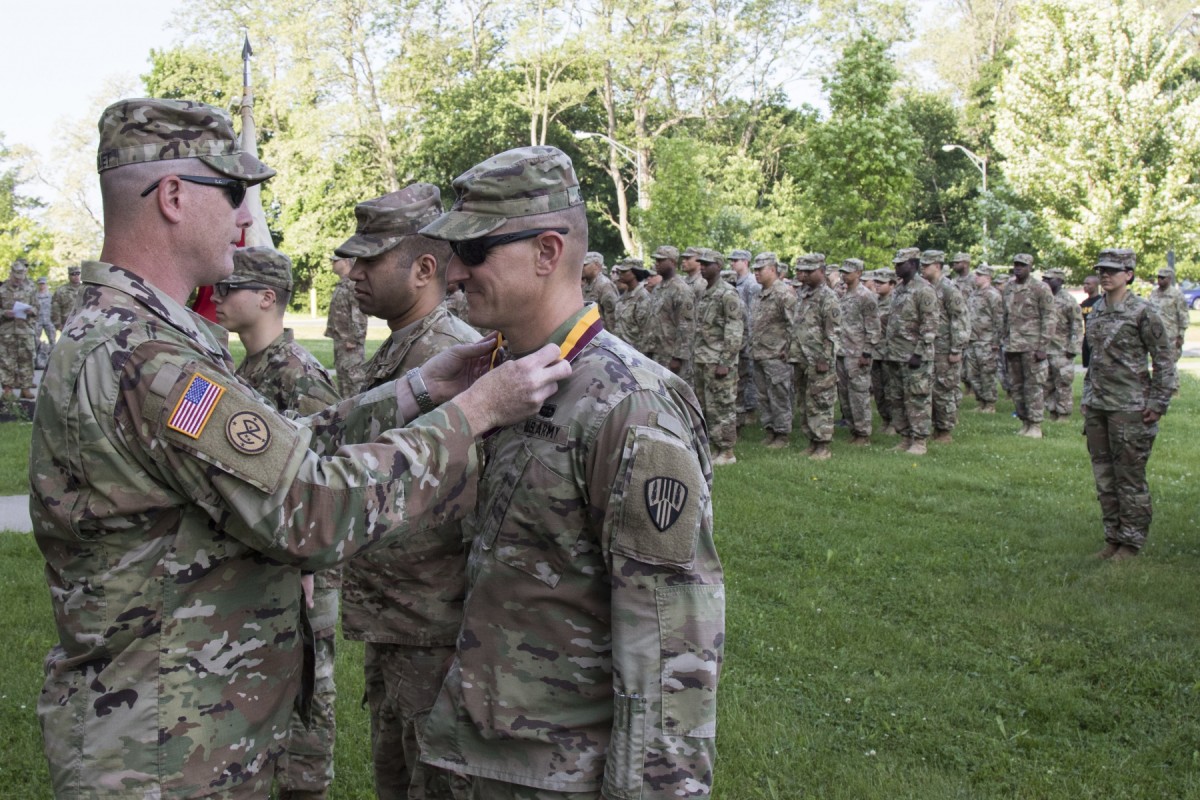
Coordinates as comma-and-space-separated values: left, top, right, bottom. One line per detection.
334, 233, 406, 259
1095, 260, 1129, 270
199, 152, 275, 185
419, 211, 507, 242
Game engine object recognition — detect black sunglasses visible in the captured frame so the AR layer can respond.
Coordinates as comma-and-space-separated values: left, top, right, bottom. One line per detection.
213, 282, 270, 298
141, 175, 249, 209
449, 228, 569, 267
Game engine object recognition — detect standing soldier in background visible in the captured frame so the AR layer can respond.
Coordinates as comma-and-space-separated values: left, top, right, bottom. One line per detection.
871, 269, 897, 433
1080, 274, 1102, 368
651, 244, 696, 380
325, 253, 369, 396
922, 251, 969, 444
694, 248, 745, 464
751, 252, 797, 448
1083, 248, 1177, 561
1147, 266, 1189, 367
335, 183, 480, 800
836, 258, 880, 445
966, 265, 1004, 412
729, 248, 760, 427
581, 250, 618, 328
884, 248, 938, 456
950, 253, 974, 300
51, 265, 84, 333
35, 277, 55, 348
0, 258, 38, 399
791, 254, 841, 460
612, 258, 657, 356
1043, 267, 1084, 421
681, 245, 707, 301
212, 246, 343, 800
1003, 253, 1055, 438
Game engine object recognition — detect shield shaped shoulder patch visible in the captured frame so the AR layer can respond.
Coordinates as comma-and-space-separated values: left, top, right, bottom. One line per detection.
645, 476, 688, 532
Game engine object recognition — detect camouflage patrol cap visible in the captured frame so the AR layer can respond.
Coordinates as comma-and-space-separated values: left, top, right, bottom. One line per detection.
37, 276, 48, 285
893, 247, 920, 264
11, 259, 28, 274
839, 258, 864, 273
583, 251, 605, 266
229, 246, 294, 292
96, 98, 275, 183
1095, 248, 1135, 271
728, 249, 751, 261
613, 256, 645, 272
1012, 253, 1034, 266
697, 248, 725, 266
653, 245, 680, 261
67, 265, 81, 275
951, 252, 971, 264
336, 183, 443, 259
752, 252, 779, 270
874, 268, 897, 283
793, 253, 826, 271
974, 264, 994, 277
1156, 266, 1174, 277
419, 146, 583, 241
680, 246, 702, 260
1042, 267, 1066, 280
920, 249, 945, 265
994, 272, 1011, 284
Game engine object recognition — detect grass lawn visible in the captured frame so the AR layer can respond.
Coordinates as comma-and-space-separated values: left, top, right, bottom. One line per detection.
2, 374, 1198, 798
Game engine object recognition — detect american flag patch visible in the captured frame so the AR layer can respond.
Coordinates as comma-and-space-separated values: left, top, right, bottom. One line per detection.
167, 373, 226, 439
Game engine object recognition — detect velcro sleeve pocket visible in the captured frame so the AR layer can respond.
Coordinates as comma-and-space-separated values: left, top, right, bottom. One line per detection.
657, 583, 724, 738
612, 426, 704, 569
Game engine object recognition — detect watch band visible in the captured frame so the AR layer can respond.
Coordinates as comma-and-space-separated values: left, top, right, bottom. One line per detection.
405, 368, 436, 414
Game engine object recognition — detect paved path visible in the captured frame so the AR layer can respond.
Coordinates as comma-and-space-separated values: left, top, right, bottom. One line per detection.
0, 495, 31, 533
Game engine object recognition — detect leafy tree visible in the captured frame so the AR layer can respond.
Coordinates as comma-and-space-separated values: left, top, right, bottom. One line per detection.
0, 136, 55, 271
900, 92, 981, 254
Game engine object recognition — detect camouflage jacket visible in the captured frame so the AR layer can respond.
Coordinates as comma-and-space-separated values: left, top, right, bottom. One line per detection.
652, 275, 696, 362
324, 276, 368, 346
749, 281, 797, 361
0, 276, 38, 336
1147, 286, 1190, 344
790, 283, 840, 364
954, 271, 975, 300
1003, 278, 1055, 353
837, 283, 881, 358
37, 290, 53, 326
686, 271, 707, 304
51, 283, 84, 330
884, 276, 938, 362
421, 306, 723, 798
735, 272, 761, 346
1047, 289, 1084, 356
31, 261, 478, 799
613, 283, 656, 357
583, 272, 620, 329
1082, 292, 1178, 414
343, 304, 480, 645
932, 276, 969, 355
871, 292, 893, 359
693, 279, 744, 365
968, 285, 1004, 349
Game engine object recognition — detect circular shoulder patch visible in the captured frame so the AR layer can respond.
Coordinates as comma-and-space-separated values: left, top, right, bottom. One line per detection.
226, 410, 272, 455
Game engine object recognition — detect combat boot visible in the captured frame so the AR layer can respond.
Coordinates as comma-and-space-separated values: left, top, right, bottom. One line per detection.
891, 437, 913, 452
977, 402, 995, 413
1094, 543, 1121, 559
809, 443, 832, 461
1017, 421, 1030, 436
1110, 544, 1139, 562
766, 434, 790, 450
21, 388, 35, 400
712, 450, 737, 466
882, 423, 897, 435
1024, 423, 1042, 439
849, 435, 871, 446
907, 439, 927, 456
932, 430, 953, 444
802, 441, 817, 456
762, 430, 776, 446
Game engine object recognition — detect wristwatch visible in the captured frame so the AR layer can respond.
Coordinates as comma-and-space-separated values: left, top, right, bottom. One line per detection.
405, 368, 436, 414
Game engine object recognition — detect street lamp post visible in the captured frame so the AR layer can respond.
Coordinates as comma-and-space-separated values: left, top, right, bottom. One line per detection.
574, 130, 649, 212
942, 143, 988, 259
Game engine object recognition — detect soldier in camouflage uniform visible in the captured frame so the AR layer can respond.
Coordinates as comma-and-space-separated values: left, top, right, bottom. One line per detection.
36, 276, 56, 347
1147, 266, 1189, 365
836, 258, 880, 445
324, 255, 369, 396
681, 245, 707, 301
950, 252, 974, 300
612, 258, 656, 356
871, 269, 897, 433
790, 254, 841, 460
966, 265, 1004, 412
751, 252, 797, 448
213, 246, 343, 800
0, 258, 39, 398
51, 264, 84, 332
29, 97, 568, 800
883, 248, 938, 455
419, 146, 723, 800
1042, 267, 1084, 421
694, 248, 744, 465
1003, 253, 1055, 438
581, 250, 619, 328
921, 251, 969, 443
335, 183, 481, 800
650, 244, 696, 381
445, 281, 471, 324
1083, 248, 1177, 561
729, 248, 760, 426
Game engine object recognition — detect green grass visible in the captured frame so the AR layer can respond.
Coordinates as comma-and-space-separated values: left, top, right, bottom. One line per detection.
2, 373, 1199, 798
0, 422, 31, 494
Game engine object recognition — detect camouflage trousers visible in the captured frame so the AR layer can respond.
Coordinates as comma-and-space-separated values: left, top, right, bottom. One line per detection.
466, 778, 599, 799
1084, 408, 1157, 549
277, 630, 337, 797
753, 358, 793, 436
836, 356, 873, 437
965, 343, 1000, 403
332, 342, 366, 397
793, 359, 837, 444
695, 362, 738, 452
1043, 353, 1076, 417
884, 359, 932, 441
364, 642, 463, 800
736, 348, 757, 413
0, 333, 35, 389
871, 359, 891, 424
38, 318, 56, 347
932, 353, 963, 433
1005, 351, 1047, 423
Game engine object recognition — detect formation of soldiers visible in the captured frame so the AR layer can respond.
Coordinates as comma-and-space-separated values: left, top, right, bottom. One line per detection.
0, 261, 83, 399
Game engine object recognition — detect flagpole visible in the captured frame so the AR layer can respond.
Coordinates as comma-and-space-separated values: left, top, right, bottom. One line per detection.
239, 31, 272, 248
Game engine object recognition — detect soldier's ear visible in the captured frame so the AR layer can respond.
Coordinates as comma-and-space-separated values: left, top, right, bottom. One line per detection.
410, 253, 438, 287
